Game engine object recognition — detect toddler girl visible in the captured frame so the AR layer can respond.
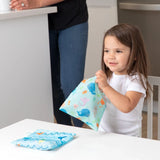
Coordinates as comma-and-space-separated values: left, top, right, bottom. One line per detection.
96, 24, 150, 136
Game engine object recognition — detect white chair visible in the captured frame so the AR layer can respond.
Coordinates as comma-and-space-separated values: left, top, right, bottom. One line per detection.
146, 76, 160, 140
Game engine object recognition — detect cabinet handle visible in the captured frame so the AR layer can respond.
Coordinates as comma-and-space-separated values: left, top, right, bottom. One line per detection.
119, 3, 160, 11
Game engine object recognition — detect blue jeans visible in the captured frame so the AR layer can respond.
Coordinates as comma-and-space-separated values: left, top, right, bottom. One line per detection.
49, 22, 88, 127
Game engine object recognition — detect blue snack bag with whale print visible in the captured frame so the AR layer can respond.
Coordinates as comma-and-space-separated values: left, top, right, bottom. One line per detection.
59, 77, 107, 131
12, 129, 76, 151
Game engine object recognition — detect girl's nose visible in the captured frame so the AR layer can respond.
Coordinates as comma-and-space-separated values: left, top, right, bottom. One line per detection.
108, 51, 115, 58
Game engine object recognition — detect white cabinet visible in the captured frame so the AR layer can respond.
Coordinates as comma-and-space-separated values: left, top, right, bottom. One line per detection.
0, 7, 56, 128
84, 2, 118, 78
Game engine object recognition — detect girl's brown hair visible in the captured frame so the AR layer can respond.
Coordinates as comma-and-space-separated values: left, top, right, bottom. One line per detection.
101, 23, 150, 98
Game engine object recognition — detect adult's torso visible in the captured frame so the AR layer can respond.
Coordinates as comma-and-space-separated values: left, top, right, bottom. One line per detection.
48, 0, 88, 30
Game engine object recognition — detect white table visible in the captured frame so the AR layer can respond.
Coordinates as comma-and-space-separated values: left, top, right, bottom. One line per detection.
0, 119, 160, 160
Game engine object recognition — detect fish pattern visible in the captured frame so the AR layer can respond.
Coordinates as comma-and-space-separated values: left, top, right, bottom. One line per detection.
59, 76, 107, 131
77, 109, 90, 117
87, 83, 96, 95
12, 129, 76, 151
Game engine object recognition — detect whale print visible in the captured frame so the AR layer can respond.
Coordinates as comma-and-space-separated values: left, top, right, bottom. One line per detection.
77, 109, 90, 117
87, 83, 95, 95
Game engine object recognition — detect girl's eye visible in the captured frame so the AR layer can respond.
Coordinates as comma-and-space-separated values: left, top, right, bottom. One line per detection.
104, 50, 109, 53
116, 50, 123, 53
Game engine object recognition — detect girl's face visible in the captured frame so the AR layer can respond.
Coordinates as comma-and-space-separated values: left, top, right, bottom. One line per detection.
103, 36, 131, 75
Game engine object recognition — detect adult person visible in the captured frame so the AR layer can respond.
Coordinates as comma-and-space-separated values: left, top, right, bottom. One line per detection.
10, 0, 88, 127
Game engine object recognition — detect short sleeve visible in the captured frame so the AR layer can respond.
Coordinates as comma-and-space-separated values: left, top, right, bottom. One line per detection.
127, 75, 146, 98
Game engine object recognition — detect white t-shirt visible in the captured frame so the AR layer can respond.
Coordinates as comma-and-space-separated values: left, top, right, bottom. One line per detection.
99, 73, 146, 136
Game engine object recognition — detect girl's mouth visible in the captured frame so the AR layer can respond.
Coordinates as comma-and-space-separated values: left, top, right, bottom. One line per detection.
109, 62, 117, 65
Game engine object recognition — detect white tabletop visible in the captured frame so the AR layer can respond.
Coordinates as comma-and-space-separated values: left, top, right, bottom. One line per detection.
0, 7, 57, 21
0, 119, 160, 160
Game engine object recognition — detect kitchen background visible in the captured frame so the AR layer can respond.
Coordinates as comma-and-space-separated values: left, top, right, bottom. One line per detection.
0, 0, 117, 129
118, 0, 160, 77
85, 0, 117, 78
0, 1, 159, 138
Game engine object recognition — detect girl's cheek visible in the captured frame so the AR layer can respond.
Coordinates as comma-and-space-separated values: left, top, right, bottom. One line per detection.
104, 57, 108, 64
103, 56, 107, 63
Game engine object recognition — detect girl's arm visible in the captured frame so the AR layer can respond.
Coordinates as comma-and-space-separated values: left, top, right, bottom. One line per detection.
102, 85, 142, 113
96, 70, 142, 113
10, 0, 64, 10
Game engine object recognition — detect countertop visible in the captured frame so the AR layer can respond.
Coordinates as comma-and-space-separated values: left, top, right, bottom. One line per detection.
0, 6, 57, 21
0, 1, 117, 21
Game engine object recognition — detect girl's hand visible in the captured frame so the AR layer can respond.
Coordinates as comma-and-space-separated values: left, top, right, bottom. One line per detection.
95, 70, 109, 91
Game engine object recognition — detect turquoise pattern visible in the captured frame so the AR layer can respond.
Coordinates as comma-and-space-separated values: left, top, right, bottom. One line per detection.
87, 82, 96, 95
59, 77, 107, 131
77, 109, 90, 117
12, 129, 76, 151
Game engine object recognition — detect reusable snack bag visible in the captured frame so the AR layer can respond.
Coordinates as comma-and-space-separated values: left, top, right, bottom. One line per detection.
12, 129, 76, 151
59, 77, 106, 131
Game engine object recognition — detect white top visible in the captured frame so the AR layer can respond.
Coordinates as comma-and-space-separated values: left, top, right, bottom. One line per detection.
99, 73, 146, 136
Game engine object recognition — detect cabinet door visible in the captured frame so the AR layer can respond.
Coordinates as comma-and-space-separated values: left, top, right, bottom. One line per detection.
0, 15, 53, 128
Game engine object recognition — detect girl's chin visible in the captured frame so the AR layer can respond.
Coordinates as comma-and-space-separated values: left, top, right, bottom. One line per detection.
108, 67, 116, 72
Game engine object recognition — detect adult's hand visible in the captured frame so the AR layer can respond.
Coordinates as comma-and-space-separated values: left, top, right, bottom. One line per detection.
10, 0, 39, 10
10, 0, 64, 10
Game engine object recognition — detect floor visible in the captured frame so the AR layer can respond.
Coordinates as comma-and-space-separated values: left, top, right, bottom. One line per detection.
142, 112, 158, 139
